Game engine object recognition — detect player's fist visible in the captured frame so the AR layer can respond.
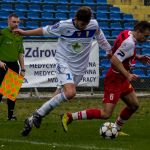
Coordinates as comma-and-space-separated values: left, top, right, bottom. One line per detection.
13, 29, 26, 36
0, 61, 6, 70
127, 73, 139, 82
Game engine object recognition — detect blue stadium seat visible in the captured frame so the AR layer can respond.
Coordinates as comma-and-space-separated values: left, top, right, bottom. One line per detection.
14, 11, 26, 19
41, 21, 54, 26
109, 7, 121, 13
103, 30, 111, 38
97, 13, 109, 21
84, 0, 95, 4
136, 43, 142, 49
42, 5, 56, 12
1, 4, 13, 11
55, 13, 67, 20
41, 12, 54, 20
100, 69, 108, 78
110, 23, 123, 30
2, 0, 15, 2
0, 21, 7, 28
69, 12, 75, 18
123, 14, 136, 22
99, 49, 107, 57
0, 11, 9, 19
19, 23, 26, 29
135, 61, 144, 68
100, 59, 111, 68
15, 0, 29, 3
56, 5, 69, 12
132, 69, 146, 77
96, 6, 109, 13
28, 4, 41, 12
30, 0, 43, 3
109, 13, 122, 21
111, 30, 120, 39
15, 4, 28, 11
124, 22, 134, 30
43, 0, 58, 4
70, 5, 81, 12
96, 0, 107, 4
58, 0, 68, 4
142, 42, 150, 48
26, 21, 39, 29
27, 12, 40, 20
70, 0, 82, 4
142, 48, 150, 56
98, 22, 110, 30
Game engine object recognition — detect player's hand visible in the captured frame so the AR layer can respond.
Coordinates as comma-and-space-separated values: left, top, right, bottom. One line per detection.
138, 55, 150, 65
13, 29, 26, 36
0, 61, 6, 70
20, 70, 25, 77
127, 73, 139, 82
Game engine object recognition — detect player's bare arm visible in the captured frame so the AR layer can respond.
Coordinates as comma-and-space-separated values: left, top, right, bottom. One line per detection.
13, 28, 43, 36
136, 55, 150, 65
110, 55, 138, 81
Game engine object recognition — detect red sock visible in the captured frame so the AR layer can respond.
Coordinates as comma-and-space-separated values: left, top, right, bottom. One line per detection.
86, 109, 101, 119
116, 107, 134, 127
120, 107, 134, 120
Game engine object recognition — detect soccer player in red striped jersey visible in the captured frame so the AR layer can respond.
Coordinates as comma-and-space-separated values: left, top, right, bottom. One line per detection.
61, 21, 150, 135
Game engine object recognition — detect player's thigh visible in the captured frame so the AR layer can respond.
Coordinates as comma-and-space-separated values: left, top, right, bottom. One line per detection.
56, 63, 74, 86
121, 91, 139, 108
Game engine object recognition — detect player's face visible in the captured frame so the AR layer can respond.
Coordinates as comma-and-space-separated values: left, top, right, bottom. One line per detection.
136, 29, 150, 42
8, 17, 20, 30
74, 18, 89, 30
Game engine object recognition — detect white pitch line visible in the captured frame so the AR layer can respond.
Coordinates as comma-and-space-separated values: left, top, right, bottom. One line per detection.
0, 138, 128, 150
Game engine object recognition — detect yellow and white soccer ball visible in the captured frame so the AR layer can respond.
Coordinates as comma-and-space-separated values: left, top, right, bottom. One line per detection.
100, 122, 118, 139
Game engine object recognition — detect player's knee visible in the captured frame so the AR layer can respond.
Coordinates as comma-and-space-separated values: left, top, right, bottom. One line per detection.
130, 102, 139, 112
102, 111, 112, 119
65, 89, 76, 100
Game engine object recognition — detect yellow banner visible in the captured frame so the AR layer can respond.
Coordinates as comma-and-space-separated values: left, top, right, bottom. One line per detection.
0, 68, 23, 101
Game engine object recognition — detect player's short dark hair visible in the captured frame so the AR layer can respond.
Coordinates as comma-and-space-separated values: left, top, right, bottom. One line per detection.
8, 13, 19, 19
134, 21, 150, 32
75, 6, 92, 23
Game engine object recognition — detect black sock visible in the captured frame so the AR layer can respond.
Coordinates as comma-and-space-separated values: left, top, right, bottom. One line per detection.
7, 99, 15, 119
0, 94, 3, 103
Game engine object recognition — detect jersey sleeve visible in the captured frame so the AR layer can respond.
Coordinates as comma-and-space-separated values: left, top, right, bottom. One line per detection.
18, 42, 24, 54
94, 28, 111, 54
114, 39, 135, 62
42, 21, 62, 37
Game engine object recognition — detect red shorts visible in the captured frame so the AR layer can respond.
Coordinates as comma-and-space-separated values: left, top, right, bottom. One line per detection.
103, 68, 134, 104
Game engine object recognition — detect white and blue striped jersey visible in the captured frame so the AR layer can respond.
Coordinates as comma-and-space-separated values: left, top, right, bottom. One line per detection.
42, 19, 111, 75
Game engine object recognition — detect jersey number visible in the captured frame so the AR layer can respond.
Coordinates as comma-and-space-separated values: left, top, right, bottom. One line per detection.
117, 50, 125, 57
66, 73, 72, 80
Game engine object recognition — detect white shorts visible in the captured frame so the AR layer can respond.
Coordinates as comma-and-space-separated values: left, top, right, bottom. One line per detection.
56, 62, 83, 87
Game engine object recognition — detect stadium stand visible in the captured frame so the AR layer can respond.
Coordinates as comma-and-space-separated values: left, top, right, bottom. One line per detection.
0, 0, 149, 84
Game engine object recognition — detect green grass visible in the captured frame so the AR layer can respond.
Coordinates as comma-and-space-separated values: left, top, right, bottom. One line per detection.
0, 97, 150, 150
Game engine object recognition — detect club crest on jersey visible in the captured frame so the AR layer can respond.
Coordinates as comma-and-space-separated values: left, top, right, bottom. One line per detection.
72, 42, 82, 53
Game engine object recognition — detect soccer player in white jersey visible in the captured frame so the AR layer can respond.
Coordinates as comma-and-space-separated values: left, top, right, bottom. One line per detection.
13, 6, 140, 136
61, 21, 150, 136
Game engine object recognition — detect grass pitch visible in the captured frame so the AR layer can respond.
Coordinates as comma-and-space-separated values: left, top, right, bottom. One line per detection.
0, 97, 150, 150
